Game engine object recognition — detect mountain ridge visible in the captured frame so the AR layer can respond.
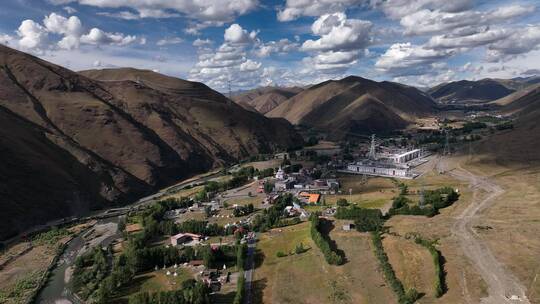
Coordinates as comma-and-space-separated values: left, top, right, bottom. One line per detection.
266, 75, 436, 138
0, 44, 301, 240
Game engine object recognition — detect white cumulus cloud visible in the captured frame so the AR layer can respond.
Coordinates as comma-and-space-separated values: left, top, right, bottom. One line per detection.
80, 28, 137, 46
224, 24, 257, 44
278, 0, 364, 22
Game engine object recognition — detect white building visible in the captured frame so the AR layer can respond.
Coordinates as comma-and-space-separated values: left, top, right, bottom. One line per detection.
343, 161, 418, 179
275, 166, 286, 180
390, 149, 422, 164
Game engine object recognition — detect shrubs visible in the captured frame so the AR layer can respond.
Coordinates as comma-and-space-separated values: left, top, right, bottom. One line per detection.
336, 198, 349, 207
414, 237, 445, 297
295, 243, 308, 254
276, 251, 287, 258
31, 227, 71, 246
389, 187, 459, 217
370, 232, 419, 304
309, 215, 344, 265
233, 204, 255, 217
335, 206, 383, 232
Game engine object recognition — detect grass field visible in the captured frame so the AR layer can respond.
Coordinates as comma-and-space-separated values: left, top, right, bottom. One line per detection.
382, 235, 436, 299
323, 176, 398, 210
384, 158, 489, 304
112, 267, 193, 303
252, 221, 396, 304
161, 185, 204, 200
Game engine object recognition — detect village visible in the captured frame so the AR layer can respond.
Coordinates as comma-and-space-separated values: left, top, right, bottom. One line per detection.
2, 113, 502, 304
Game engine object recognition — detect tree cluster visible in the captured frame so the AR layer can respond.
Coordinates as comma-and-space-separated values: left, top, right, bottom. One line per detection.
335, 206, 383, 232
233, 244, 247, 304
176, 220, 233, 236
233, 204, 254, 217
389, 187, 459, 217
250, 194, 293, 232
309, 215, 343, 265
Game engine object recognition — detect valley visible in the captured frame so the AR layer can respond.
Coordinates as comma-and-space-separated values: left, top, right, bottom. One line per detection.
1, 45, 540, 304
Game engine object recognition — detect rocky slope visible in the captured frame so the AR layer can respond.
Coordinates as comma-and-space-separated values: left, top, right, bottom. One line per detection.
267, 76, 436, 138
0, 45, 301, 240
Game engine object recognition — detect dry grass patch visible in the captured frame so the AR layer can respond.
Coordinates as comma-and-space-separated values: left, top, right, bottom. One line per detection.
382, 235, 436, 298
254, 221, 396, 304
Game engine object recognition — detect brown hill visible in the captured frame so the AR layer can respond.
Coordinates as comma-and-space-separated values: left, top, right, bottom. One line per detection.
492, 83, 540, 115
267, 76, 436, 138
233, 86, 303, 114
0, 45, 301, 240
428, 79, 515, 104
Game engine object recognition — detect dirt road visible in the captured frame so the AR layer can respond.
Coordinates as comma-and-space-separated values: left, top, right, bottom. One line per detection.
440, 158, 530, 303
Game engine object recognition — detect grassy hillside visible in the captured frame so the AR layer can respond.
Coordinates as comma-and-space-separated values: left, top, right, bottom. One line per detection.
267, 76, 436, 138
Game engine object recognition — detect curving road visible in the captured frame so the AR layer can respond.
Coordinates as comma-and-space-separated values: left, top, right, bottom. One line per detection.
440, 157, 530, 303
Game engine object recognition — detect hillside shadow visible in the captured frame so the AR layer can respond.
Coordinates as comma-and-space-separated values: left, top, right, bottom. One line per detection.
253, 248, 266, 269
211, 291, 236, 304
251, 278, 268, 304
440, 253, 448, 295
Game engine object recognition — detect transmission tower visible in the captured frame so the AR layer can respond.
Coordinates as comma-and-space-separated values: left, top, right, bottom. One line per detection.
419, 179, 425, 206
368, 134, 377, 160
443, 129, 451, 155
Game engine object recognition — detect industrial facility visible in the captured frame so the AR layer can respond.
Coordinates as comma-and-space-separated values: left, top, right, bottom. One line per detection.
340, 135, 428, 179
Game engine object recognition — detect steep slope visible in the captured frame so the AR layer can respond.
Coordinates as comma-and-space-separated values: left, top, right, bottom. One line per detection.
0, 45, 301, 240
494, 75, 540, 91
267, 76, 436, 138
232, 86, 303, 114
492, 83, 540, 115
428, 79, 515, 104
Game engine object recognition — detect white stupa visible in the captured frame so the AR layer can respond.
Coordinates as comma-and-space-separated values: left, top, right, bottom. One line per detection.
275, 166, 285, 180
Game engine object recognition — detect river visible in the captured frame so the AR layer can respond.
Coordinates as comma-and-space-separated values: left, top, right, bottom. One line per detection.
35, 217, 120, 304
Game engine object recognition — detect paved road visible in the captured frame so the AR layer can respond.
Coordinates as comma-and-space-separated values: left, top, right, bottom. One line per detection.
439, 158, 530, 304
244, 235, 257, 304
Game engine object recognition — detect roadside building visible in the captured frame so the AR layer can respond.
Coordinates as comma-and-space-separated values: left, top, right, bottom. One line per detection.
342, 223, 354, 231
125, 223, 142, 234
170, 233, 203, 246
275, 178, 295, 191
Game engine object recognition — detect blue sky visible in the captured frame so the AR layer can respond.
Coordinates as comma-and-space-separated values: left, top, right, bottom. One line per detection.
1, 0, 539, 91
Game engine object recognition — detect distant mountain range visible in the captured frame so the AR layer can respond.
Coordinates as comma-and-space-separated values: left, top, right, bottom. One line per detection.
0, 45, 301, 240
233, 86, 304, 114
265, 76, 437, 138
427, 76, 540, 104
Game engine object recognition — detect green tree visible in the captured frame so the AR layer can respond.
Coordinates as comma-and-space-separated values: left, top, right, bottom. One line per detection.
336, 198, 349, 207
